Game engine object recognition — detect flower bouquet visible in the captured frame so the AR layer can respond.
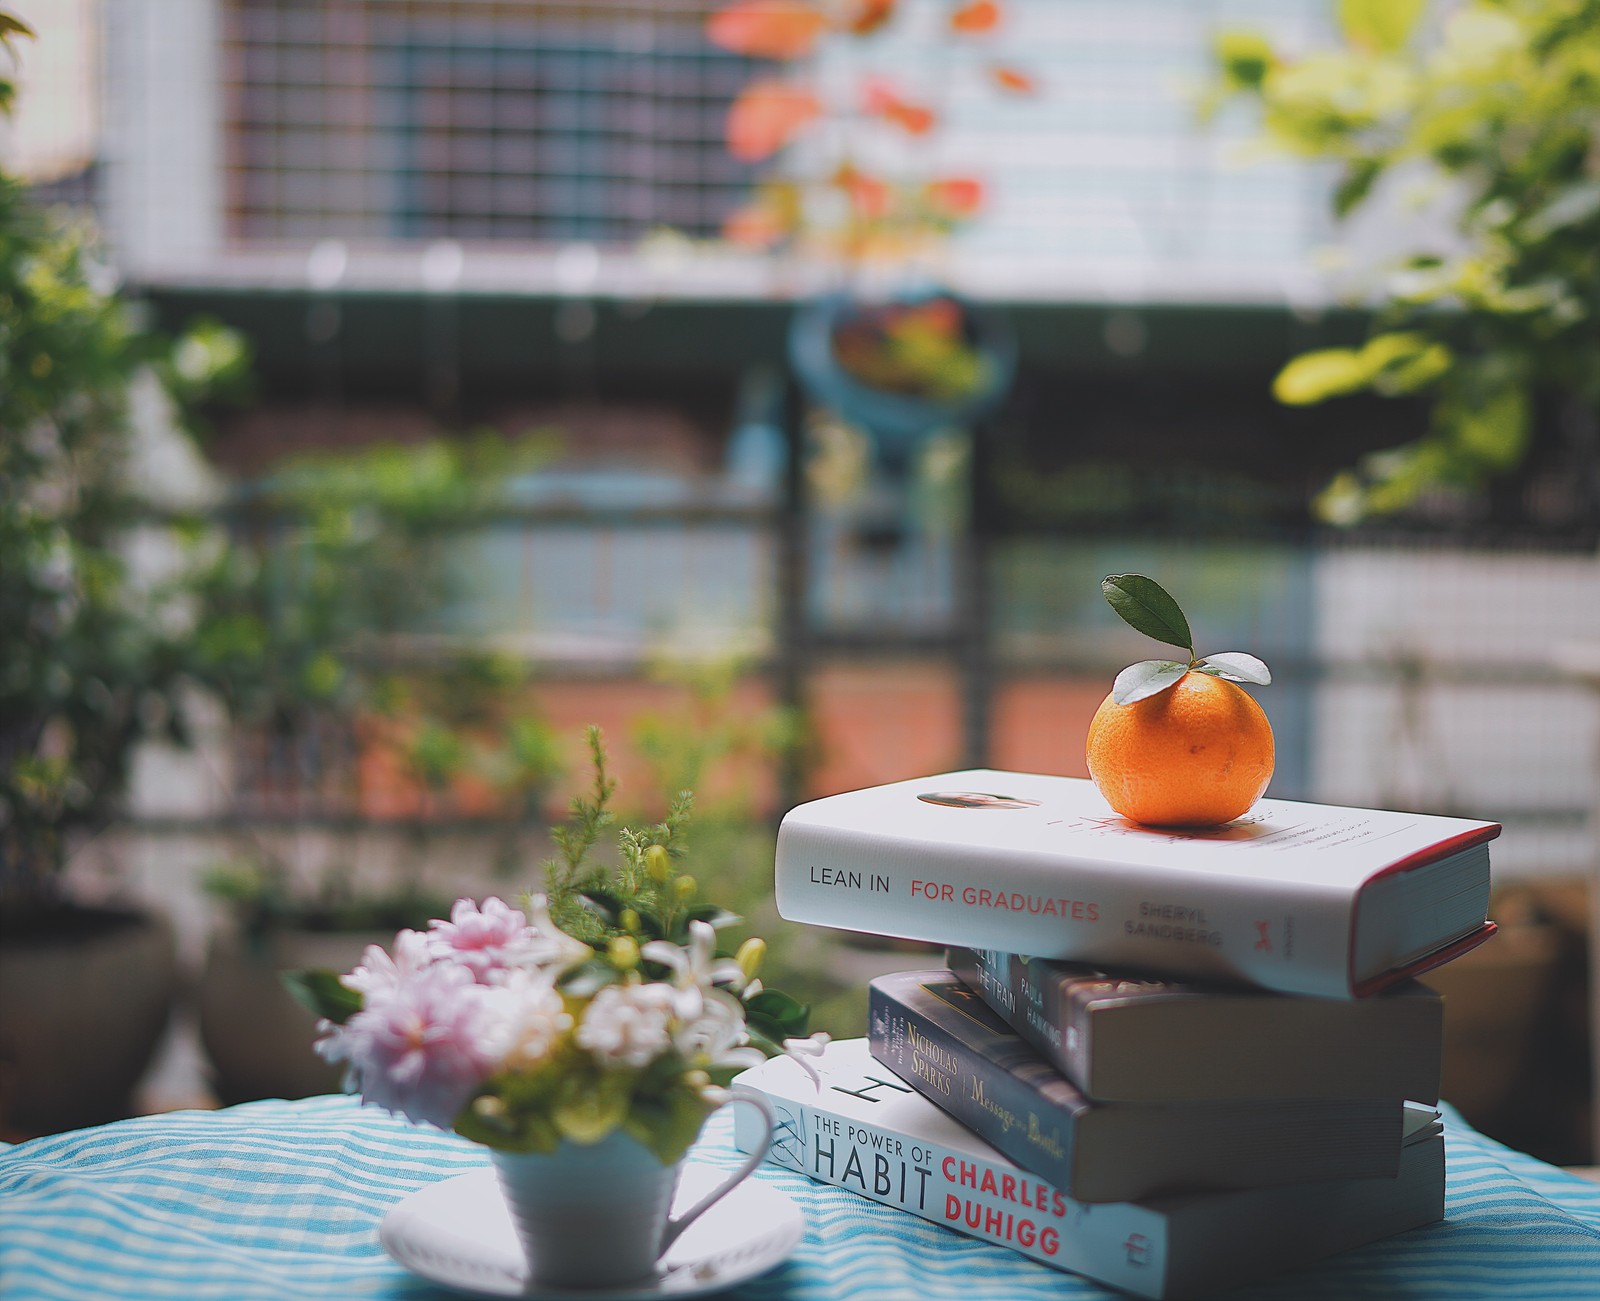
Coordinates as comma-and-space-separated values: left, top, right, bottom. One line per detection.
310, 894, 777, 1162
289, 729, 820, 1287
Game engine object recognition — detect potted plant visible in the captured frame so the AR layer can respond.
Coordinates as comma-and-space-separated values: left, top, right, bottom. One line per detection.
194, 438, 564, 1102
0, 30, 250, 1131
708, 0, 1030, 468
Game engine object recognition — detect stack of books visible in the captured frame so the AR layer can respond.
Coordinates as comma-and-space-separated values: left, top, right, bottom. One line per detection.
733, 768, 1501, 1299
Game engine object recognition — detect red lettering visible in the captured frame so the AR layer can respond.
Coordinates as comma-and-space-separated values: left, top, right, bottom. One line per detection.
942, 1156, 957, 1182
979, 1168, 999, 1196
1000, 1173, 1016, 1202
1017, 1219, 1036, 1248
1041, 1227, 1060, 1256
944, 1194, 961, 1222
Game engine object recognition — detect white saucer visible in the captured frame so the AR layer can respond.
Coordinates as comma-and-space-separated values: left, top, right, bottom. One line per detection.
380, 1163, 804, 1299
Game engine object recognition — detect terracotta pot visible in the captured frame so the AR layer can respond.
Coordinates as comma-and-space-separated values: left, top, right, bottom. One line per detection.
0, 905, 179, 1137
198, 928, 390, 1104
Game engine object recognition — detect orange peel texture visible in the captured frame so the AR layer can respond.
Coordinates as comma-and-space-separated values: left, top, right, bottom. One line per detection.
1086, 671, 1274, 827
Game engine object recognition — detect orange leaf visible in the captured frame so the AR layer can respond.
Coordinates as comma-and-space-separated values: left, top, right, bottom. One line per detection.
862, 77, 938, 135
989, 64, 1035, 93
722, 202, 787, 249
843, 0, 897, 34
926, 176, 985, 218
950, 1, 1000, 33
725, 81, 821, 161
706, 1, 829, 60
834, 163, 893, 220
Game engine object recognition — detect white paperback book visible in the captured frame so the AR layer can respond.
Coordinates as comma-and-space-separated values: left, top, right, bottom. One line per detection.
733, 1039, 1445, 1301
774, 769, 1499, 998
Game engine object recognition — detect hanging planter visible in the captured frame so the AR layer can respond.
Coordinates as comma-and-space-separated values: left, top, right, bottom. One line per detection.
788, 290, 1016, 471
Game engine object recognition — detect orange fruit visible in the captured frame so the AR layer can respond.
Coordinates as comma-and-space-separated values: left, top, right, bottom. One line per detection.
1085, 671, 1274, 827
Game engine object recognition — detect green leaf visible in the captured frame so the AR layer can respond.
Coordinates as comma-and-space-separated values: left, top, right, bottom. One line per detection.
1101, 574, 1193, 653
560, 956, 622, 998
1333, 157, 1382, 217
1214, 31, 1275, 91
1524, 182, 1600, 240
577, 890, 626, 924
684, 904, 743, 931
1446, 383, 1530, 471
1111, 660, 1189, 706
1338, 0, 1425, 52
1272, 348, 1371, 405
744, 988, 811, 1035
281, 968, 363, 1025
1195, 653, 1272, 686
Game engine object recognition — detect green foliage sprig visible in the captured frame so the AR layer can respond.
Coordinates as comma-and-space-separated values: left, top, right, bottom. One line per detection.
1211, 0, 1600, 523
534, 726, 809, 1056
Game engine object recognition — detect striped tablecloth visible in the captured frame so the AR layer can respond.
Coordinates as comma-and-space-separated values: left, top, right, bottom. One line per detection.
2, 1095, 1598, 1300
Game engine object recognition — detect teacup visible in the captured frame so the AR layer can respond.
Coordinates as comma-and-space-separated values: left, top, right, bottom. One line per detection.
489, 1092, 776, 1289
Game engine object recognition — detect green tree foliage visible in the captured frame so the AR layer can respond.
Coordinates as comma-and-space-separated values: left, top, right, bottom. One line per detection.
0, 173, 245, 903
1214, 0, 1600, 522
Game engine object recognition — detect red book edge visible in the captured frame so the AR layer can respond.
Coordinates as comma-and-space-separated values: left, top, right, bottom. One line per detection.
1363, 821, 1503, 882
1350, 919, 1499, 998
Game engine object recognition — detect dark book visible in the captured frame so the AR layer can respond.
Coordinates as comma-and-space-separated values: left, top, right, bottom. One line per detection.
948, 947, 1442, 1103
868, 969, 1404, 1204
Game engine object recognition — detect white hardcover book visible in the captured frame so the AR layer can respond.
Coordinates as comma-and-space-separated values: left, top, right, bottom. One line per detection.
774, 769, 1498, 998
733, 1039, 1446, 1301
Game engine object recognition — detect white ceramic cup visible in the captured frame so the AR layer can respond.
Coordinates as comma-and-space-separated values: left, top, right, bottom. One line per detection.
490, 1091, 776, 1289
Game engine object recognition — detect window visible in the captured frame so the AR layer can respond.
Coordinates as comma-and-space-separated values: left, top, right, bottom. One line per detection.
222, 0, 763, 243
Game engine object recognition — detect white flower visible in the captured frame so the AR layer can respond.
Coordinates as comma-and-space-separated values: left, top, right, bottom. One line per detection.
642, 921, 744, 1005
781, 1032, 833, 1088
575, 982, 677, 1069
673, 986, 763, 1073
483, 968, 572, 1073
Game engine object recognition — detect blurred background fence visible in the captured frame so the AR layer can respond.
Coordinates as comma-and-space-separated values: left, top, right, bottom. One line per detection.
5, 0, 1596, 1161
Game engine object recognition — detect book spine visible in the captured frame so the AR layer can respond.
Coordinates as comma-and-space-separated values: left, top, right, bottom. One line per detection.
776, 820, 1356, 997
869, 980, 1082, 1196
730, 1079, 1170, 1300
950, 949, 1090, 1088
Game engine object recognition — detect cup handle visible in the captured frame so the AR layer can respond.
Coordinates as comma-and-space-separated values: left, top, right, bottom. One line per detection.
659, 1091, 775, 1253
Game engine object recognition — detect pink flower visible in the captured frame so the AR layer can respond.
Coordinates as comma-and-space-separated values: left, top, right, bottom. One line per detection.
425, 897, 539, 980
318, 961, 499, 1129
340, 928, 432, 1001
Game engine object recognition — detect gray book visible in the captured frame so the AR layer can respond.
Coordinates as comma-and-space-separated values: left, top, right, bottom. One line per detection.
870, 969, 1405, 1203
949, 946, 1442, 1102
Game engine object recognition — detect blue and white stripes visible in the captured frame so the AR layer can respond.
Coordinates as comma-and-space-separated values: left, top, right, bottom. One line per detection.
3, 1098, 1598, 1300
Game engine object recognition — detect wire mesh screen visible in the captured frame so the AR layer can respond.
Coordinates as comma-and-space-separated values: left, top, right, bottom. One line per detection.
220, 0, 762, 242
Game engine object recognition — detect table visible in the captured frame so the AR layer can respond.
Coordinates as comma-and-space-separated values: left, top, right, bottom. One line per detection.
2, 1095, 1599, 1300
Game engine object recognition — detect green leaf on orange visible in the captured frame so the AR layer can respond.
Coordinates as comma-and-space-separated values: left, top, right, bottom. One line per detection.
1195, 652, 1272, 685
1112, 660, 1189, 705
1101, 574, 1193, 654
